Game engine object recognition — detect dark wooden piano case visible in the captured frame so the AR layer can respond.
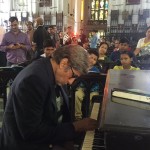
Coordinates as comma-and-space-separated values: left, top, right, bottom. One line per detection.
99, 69, 150, 150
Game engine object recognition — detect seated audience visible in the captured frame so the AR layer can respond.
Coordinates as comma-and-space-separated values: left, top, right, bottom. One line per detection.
0, 45, 98, 150
98, 42, 109, 61
110, 37, 138, 66
113, 50, 140, 70
97, 42, 111, 73
134, 26, 150, 56
41, 39, 56, 58
75, 49, 100, 120
113, 39, 120, 51
134, 26, 150, 65
82, 41, 90, 51
110, 37, 130, 62
71, 36, 78, 45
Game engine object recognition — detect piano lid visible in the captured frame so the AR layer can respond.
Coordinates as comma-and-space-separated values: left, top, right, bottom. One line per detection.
99, 69, 150, 133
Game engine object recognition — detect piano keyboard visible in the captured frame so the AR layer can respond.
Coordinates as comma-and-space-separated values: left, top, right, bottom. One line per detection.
81, 103, 105, 150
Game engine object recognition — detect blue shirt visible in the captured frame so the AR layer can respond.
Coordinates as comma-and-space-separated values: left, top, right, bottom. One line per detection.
88, 66, 100, 73
88, 66, 100, 92
90, 35, 98, 49
80, 66, 100, 92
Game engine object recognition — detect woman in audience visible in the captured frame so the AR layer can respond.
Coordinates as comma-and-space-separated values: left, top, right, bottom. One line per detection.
134, 26, 150, 56
98, 42, 109, 61
134, 26, 150, 65
97, 42, 111, 73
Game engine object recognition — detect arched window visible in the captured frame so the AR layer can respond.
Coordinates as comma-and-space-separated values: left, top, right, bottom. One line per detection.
90, 0, 108, 20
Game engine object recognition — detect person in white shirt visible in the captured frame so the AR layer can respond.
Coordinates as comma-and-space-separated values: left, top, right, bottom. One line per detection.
134, 26, 150, 56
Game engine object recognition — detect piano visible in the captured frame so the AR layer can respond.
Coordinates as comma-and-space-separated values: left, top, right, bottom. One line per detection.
82, 70, 150, 150
81, 102, 105, 150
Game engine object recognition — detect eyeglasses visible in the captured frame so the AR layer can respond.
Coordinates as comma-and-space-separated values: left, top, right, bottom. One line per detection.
70, 67, 78, 78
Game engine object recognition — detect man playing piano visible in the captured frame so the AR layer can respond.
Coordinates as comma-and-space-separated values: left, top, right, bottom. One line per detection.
0, 45, 98, 150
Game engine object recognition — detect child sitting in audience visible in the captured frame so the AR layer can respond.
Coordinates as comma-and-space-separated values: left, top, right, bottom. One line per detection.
110, 37, 130, 62
98, 42, 109, 61
41, 39, 56, 58
113, 50, 140, 70
75, 49, 100, 120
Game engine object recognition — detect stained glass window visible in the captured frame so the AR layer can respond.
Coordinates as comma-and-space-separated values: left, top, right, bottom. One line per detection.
90, 0, 109, 20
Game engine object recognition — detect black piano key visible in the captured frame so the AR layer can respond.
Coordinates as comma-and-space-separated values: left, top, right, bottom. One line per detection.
93, 138, 104, 144
92, 145, 105, 150
91, 130, 105, 149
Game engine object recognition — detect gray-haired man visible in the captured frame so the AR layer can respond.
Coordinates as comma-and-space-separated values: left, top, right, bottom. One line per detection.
1, 45, 98, 150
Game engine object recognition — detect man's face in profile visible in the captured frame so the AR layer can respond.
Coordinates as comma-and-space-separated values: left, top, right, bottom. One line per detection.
10, 20, 19, 33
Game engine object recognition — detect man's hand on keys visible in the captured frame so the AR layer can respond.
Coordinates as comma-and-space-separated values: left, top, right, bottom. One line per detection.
73, 118, 98, 132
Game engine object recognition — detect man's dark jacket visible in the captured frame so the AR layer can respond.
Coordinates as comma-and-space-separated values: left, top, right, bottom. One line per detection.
0, 58, 76, 150
33, 26, 49, 50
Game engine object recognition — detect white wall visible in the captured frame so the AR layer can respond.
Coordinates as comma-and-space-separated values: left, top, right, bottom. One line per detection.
108, 0, 150, 26
0, 0, 11, 12
0, 0, 11, 26
0, 0, 82, 33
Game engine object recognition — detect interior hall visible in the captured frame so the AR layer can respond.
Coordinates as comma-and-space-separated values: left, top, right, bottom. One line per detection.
0, 0, 150, 150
